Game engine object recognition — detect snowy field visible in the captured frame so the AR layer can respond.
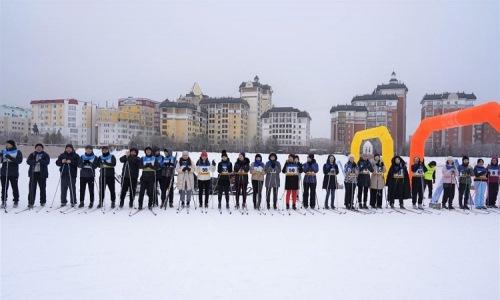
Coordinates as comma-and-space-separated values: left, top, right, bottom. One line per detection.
1, 151, 499, 300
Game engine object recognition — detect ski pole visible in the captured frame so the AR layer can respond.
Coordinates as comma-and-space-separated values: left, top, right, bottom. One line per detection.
68, 162, 75, 207
48, 163, 64, 210
2, 160, 9, 208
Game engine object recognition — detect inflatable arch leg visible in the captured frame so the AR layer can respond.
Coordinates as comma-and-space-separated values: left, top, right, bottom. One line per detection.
409, 101, 500, 178
350, 126, 394, 179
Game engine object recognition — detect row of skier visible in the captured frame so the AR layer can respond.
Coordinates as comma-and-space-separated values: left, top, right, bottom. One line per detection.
0, 140, 498, 212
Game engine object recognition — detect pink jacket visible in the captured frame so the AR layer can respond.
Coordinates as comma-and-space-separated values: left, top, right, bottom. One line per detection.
441, 165, 457, 184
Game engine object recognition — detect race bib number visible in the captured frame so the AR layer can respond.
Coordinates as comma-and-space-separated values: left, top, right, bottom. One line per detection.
287, 166, 297, 174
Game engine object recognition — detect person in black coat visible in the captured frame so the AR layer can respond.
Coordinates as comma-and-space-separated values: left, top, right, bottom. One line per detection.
78, 145, 98, 208
357, 154, 373, 209
282, 154, 302, 210
217, 150, 233, 209
55, 144, 80, 207
119, 148, 140, 208
322, 154, 339, 209
234, 152, 250, 208
410, 156, 427, 208
1, 140, 23, 208
138, 146, 160, 210
386, 155, 411, 209
26, 143, 50, 208
97, 146, 117, 208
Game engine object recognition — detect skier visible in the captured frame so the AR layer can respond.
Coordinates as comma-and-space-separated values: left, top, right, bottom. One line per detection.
217, 150, 233, 209
78, 145, 98, 208
423, 161, 437, 199
410, 156, 427, 209
486, 156, 499, 208
161, 149, 176, 208
357, 153, 373, 209
97, 146, 117, 208
153, 147, 164, 207
302, 154, 319, 209
343, 155, 358, 209
0, 140, 23, 208
55, 144, 79, 207
473, 159, 488, 209
138, 146, 159, 210
282, 154, 301, 210
26, 143, 50, 208
176, 151, 194, 208
457, 156, 473, 210
195, 151, 216, 208
369, 154, 385, 209
119, 148, 140, 208
264, 153, 281, 210
441, 156, 457, 209
386, 155, 411, 209
234, 153, 250, 209
322, 154, 339, 209
250, 153, 265, 210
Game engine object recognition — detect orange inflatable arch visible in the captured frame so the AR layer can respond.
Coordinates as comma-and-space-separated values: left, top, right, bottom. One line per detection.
409, 101, 500, 178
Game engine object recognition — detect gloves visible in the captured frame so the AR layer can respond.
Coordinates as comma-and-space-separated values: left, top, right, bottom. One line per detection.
182, 167, 191, 172
212, 160, 216, 166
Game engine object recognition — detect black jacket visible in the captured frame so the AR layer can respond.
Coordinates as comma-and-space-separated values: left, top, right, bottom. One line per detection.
56, 151, 80, 178
78, 153, 98, 178
357, 158, 373, 187
0, 148, 23, 178
120, 155, 140, 180
217, 160, 233, 187
27, 151, 50, 178
97, 153, 116, 177
234, 157, 250, 185
386, 156, 411, 199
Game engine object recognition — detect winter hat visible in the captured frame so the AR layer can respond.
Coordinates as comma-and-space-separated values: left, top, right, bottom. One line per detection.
462, 155, 469, 162
308, 153, 315, 160
182, 150, 189, 157
446, 156, 454, 163
201, 151, 208, 158
85, 145, 93, 150
130, 148, 138, 154
144, 146, 153, 153
6, 140, 16, 148
255, 153, 262, 160
35, 143, 44, 149
65, 144, 74, 150
221, 150, 228, 158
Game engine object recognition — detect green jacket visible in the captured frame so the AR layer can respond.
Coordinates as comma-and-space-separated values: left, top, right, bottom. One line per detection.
424, 164, 436, 181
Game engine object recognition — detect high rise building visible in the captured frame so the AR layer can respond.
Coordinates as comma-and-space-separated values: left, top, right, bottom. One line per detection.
159, 100, 207, 145
0, 105, 31, 137
30, 99, 95, 145
261, 107, 311, 151
117, 97, 160, 139
329, 104, 368, 152
239, 76, 273, 147
420, 92, 477, 151
351, 72, 408, 153
199, 97, 249, 149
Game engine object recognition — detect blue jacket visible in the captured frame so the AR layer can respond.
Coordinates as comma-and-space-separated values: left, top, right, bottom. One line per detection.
302, 160, 319, 184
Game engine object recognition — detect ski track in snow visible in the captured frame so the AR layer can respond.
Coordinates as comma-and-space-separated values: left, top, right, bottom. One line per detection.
1, 151, 499, 300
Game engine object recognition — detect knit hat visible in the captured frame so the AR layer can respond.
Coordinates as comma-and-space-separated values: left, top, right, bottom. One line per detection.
35, 143, 44, 149
6, 140, 16, 148
462, 155, 469, 161
201, 151, 208, 158
446, 156, 454, 162
85, 145, 93, 150
182, 150, 189, 157
221, 150, 228, 158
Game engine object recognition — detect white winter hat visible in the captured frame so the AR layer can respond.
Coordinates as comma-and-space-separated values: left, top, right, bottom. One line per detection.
446, 156, 453, 162
182, 151, 189, 157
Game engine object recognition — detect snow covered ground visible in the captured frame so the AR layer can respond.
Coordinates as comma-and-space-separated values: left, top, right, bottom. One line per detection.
1, 151, 499, 300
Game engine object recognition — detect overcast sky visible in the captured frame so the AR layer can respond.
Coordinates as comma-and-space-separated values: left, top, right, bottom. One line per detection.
1, 0, 499, 138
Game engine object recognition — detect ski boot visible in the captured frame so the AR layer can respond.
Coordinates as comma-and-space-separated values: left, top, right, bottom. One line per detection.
88, 202, 94, 209
362, 203, 368, 209
13, 202, 19, 208
78, 202, 84, 208
286, 203, 290, 210
292, 204, 297, 210
418, 204, 423, 210
111, 202, 115, 209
